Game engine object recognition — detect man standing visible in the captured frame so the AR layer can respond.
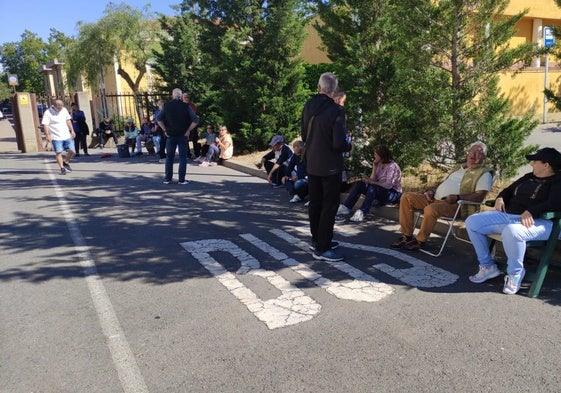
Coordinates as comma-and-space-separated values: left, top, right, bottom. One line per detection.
182, 91, 201, 159
71, 103, 89, 156
301, 72, 352, 261
157, 88, 198, 184
42, 100, 76, 175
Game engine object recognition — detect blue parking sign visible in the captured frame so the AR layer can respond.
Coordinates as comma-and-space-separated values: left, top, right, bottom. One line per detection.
544, 26, 555, 48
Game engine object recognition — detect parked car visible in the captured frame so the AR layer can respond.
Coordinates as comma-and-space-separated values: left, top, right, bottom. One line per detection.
0, 109, 4, 120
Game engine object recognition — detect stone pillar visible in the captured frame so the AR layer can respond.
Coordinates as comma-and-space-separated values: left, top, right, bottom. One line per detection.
13, 93, 42, 153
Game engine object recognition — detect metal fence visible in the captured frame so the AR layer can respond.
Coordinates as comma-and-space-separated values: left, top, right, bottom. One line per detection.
37, 91, 167, 131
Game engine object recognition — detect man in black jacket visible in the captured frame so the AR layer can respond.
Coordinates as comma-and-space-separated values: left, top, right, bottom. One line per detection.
157, 88, 198, 184
301, 72, 352, 261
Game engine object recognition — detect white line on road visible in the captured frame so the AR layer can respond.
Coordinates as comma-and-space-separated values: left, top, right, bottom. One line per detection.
45, 161, 148, 393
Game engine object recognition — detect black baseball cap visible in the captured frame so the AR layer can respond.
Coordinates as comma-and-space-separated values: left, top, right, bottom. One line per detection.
526, 147, 561, 166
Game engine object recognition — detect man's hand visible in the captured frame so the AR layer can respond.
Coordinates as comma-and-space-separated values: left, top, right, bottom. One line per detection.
442, 194, 459, 204
424, 190, 435, 202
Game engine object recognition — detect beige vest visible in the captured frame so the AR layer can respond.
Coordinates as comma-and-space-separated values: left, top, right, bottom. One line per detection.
457, 164, 493, 217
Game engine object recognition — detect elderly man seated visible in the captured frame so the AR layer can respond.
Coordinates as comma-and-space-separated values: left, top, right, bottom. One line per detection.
98, 118, 118, 148
255, 134, 293, 187
390, 141, 494, 251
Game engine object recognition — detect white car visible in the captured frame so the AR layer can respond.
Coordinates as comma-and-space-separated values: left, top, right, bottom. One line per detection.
0, 109, 4, 120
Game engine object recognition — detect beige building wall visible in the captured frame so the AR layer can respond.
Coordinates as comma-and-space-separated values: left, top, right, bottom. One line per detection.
302, 1, 561, 120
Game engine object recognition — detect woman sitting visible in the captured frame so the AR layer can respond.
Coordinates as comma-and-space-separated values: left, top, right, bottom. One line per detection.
199, 125, 233, 166
466, 147, 561, 295
337, 145, 402, 222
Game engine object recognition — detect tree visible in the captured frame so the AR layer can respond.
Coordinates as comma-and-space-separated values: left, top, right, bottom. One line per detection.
67, 3, 160, 97
152, 0, 311, 152
422, 0, 537, 177
314, 0, 447, 171
0, 30, 71, 95
315, 0, 538, 178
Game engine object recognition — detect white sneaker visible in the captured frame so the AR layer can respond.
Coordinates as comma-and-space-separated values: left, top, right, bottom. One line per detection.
503, 268, 526, 295
337, 204, 350, 215
350, 210, 364, 222
304, 201, 310, 207
469, 264, 500, 283
289, 195, 302, 203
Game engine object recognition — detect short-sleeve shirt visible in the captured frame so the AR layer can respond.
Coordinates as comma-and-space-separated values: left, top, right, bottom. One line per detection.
42, 107, 72, 141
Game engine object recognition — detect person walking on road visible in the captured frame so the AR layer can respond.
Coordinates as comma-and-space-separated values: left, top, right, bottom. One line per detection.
70, 103, 90, 157
157, 88, 198, 184
42, 100, 76, 175
301, 72, 352, 261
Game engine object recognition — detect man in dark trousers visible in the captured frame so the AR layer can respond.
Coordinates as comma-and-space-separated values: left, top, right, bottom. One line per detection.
301, 72, 352, 261
157, 88, 198, 184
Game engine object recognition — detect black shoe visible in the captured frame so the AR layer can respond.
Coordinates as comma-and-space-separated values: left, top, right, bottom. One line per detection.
390, 235, 413, 248
60, 167, 67, 175
404, 238, 424, 251
84, 153, 90, 156
63, 162, 72, 172
75, 154, 80, 157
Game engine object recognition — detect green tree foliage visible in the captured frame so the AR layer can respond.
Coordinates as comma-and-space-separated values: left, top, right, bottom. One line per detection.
315, 0, 538, 178
314, 0, 447, 172
0, 29, 71, 95
67, 3, 160, 96
421, 0, 537, 177
152, 0, 311, 152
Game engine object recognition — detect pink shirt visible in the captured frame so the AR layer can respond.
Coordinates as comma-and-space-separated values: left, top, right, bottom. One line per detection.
373, 160, 402, 193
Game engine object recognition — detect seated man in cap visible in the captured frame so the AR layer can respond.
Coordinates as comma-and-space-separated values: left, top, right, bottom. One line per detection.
255, 135, 293, 187
98, 118, 119, 148
123, 118, 140, 155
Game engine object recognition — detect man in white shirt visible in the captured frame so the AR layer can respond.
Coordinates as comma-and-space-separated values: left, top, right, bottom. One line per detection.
391, 141, 494, 251
41, 100, 76, 175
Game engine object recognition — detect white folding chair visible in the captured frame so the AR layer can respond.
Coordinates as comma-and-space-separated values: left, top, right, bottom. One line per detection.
413, 200, 483, 257
413, 172, 499, 257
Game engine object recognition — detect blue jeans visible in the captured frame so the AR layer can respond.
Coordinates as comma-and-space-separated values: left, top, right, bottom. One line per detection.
152, 135, 161, 153
465, 210, 555, 275
285, 178, 308, 198
343, 181, 401, 213
165, 135, 188, 182
205, 144, 219, 162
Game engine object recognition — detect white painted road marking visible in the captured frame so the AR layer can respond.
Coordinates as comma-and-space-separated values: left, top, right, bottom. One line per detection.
46, 161, 148, 393
271, 229, 457, 287
257, 231, 394, 301
180, 239, 321, 329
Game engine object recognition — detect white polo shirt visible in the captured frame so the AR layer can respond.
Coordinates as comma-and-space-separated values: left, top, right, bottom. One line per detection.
41, 106, 72, 141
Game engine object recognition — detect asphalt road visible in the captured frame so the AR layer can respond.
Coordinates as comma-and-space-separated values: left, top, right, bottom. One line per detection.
1, 139, 561, 393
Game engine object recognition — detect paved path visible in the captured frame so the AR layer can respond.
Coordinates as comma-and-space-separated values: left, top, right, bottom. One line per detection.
1, 117, 561, 392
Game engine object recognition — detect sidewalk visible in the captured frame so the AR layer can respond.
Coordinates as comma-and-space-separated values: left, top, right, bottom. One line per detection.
0, 115, 20, 154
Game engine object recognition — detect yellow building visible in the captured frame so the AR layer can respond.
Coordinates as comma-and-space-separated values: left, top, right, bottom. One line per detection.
302, 1, 561, 121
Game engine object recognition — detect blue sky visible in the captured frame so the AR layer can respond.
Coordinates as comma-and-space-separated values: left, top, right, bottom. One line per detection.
0, 0, 181, 45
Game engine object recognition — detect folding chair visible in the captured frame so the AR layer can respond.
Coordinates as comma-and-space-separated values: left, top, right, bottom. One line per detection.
413, 200, 484, 257
413, 171, 499, 257
487, 208, 561, 298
